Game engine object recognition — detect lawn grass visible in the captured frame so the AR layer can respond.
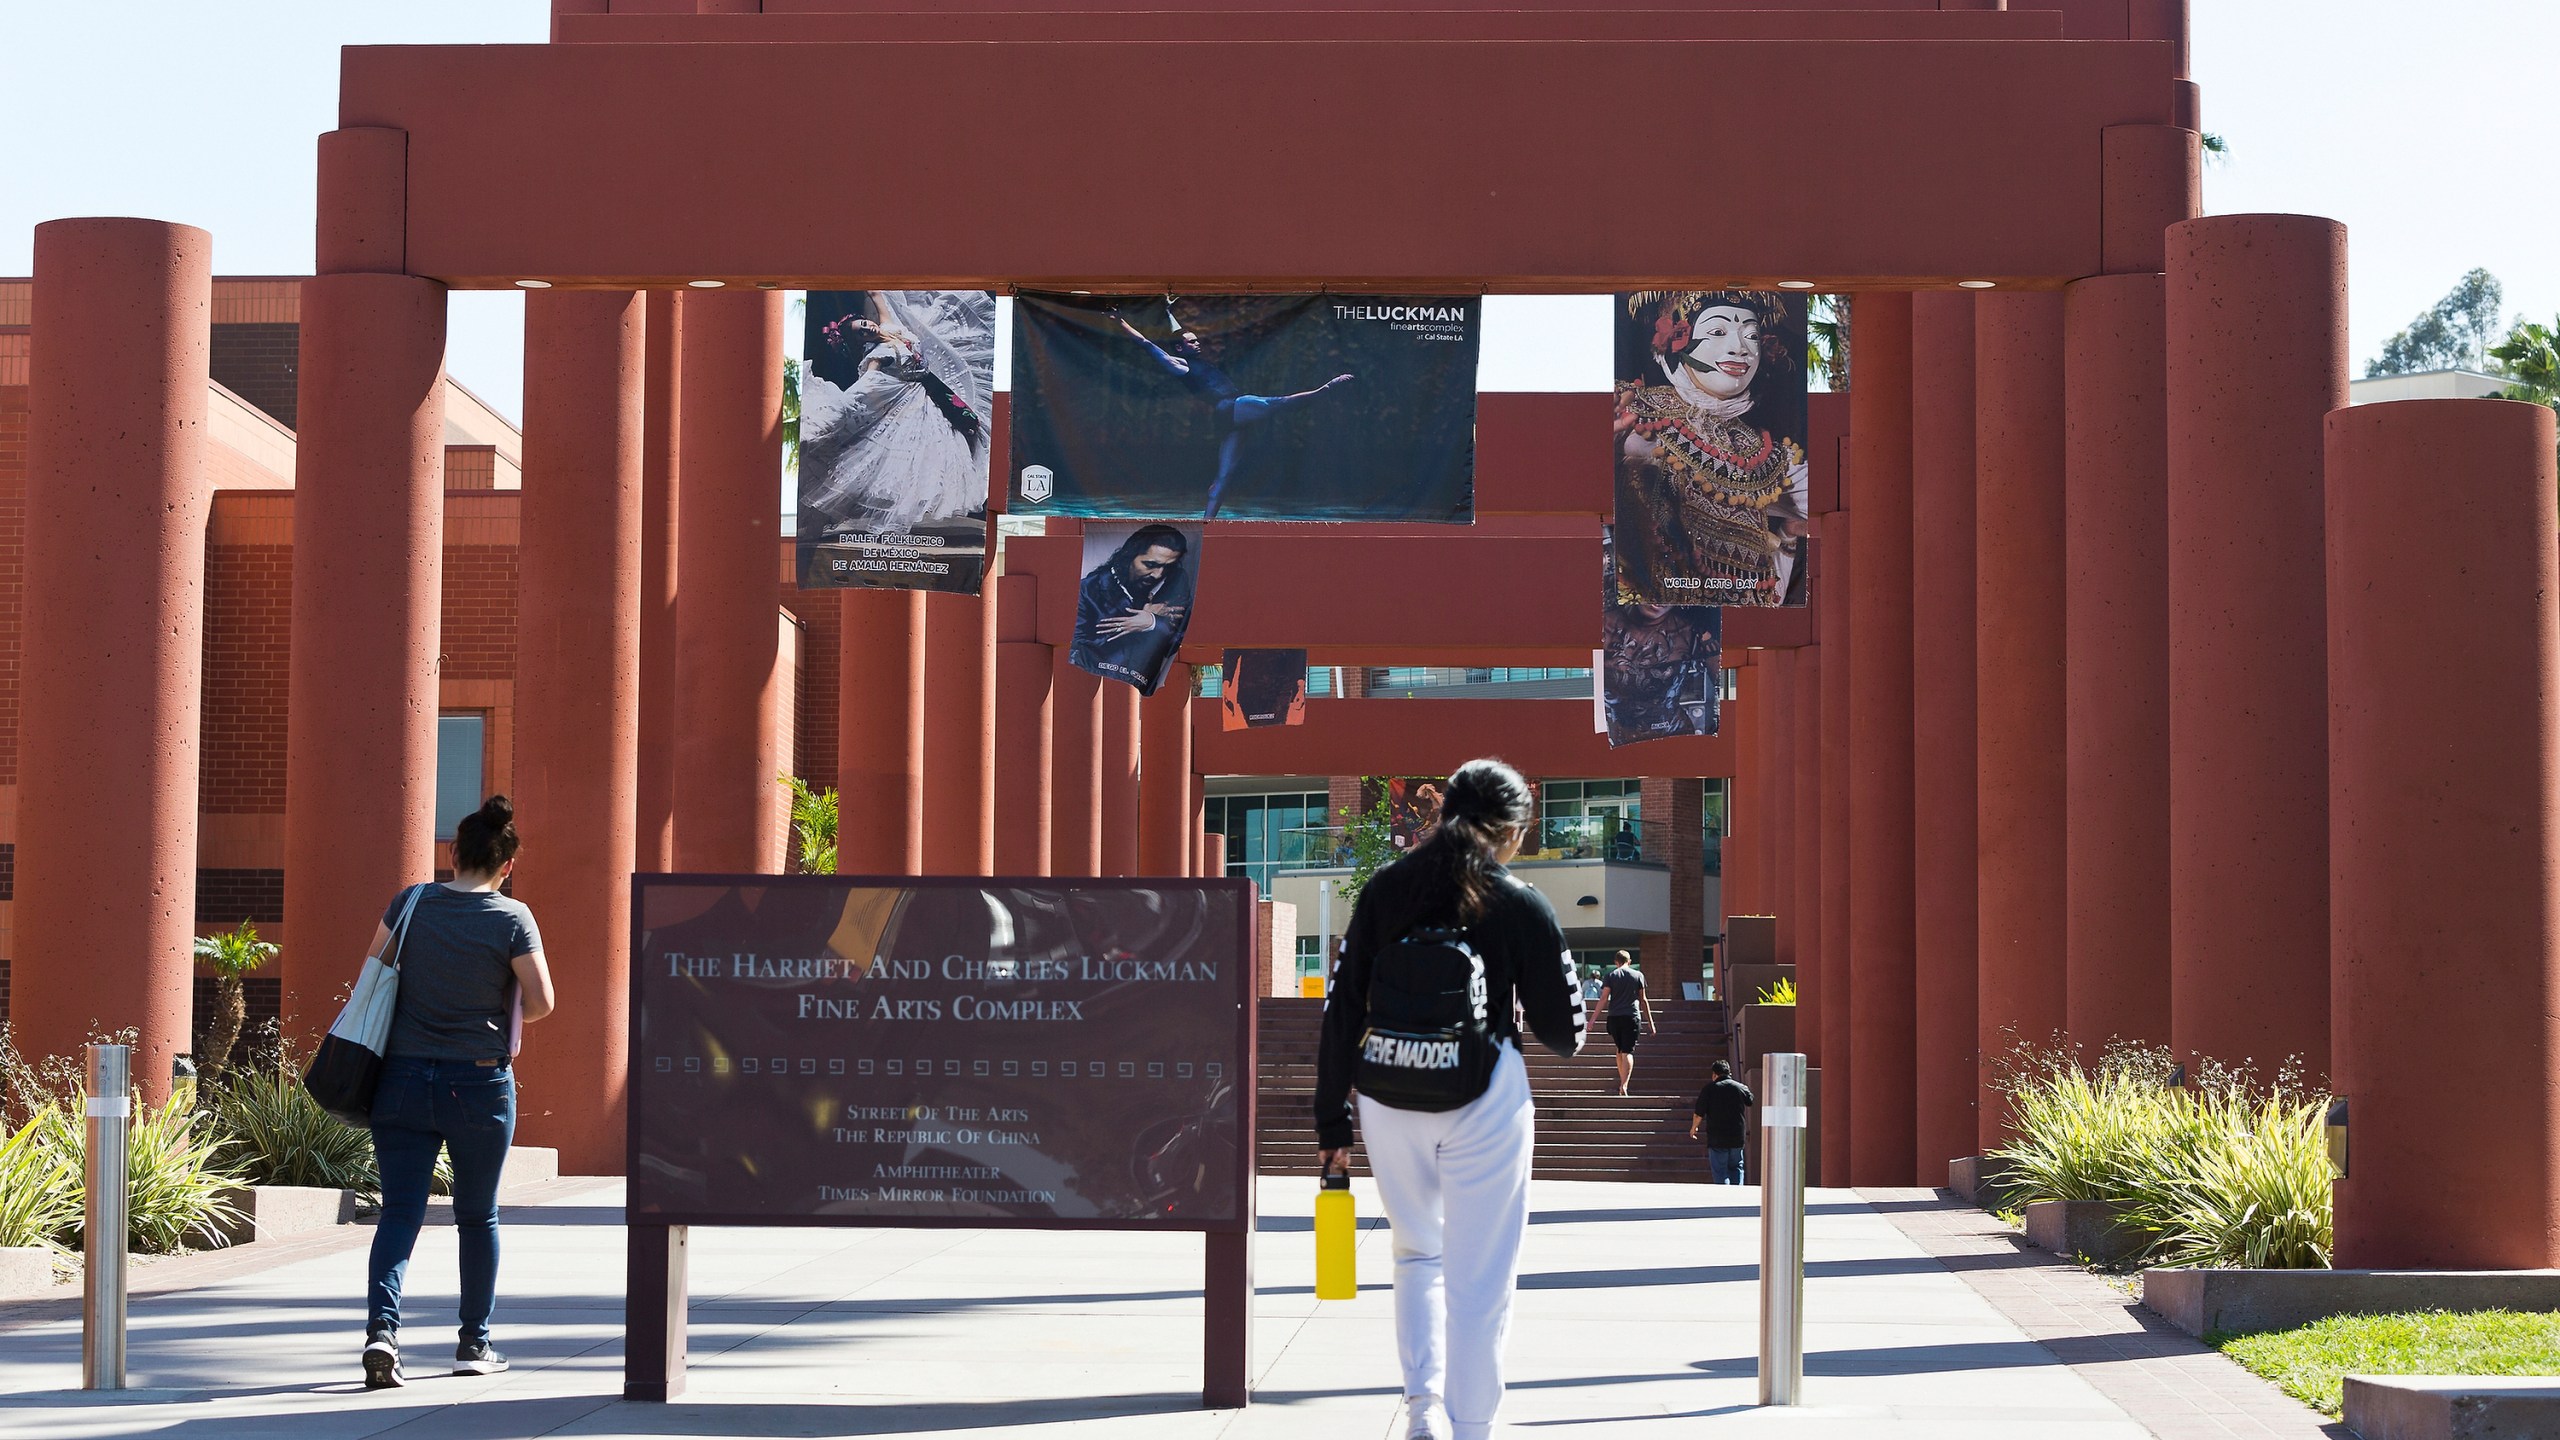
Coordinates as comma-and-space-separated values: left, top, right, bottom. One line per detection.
2214, 1309, 2560, 1415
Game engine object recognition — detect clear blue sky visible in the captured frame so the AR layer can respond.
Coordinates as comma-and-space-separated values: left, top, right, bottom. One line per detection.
5, 1, 2551, 422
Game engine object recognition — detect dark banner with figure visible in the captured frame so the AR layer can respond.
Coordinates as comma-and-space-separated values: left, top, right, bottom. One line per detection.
629, 876, 1253, 1228
1010, 293, 1480, 523
1602, 528, 1722, 747
797, 290, 996, 594
1219, 649, 1307, 730
1071, 522, 1204, 697
1613, 290, 1811, 608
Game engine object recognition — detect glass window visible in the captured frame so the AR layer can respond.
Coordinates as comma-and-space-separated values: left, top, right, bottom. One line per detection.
434, 714, 487, 840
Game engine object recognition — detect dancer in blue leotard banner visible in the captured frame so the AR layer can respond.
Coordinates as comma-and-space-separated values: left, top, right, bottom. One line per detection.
1109, 299, 1356, 519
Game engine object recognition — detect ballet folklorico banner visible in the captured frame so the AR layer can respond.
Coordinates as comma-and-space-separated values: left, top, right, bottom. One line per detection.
1602, 527, 1722, 748
1612, 290, 1811, 608
1070, 522, 1204, 698
1009, 293, 1480, 523
795, 290, 997, 594
1219, 649, 1308, 731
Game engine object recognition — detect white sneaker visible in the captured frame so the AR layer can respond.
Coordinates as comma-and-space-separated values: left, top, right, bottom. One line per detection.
1405, 1392, 1448, 1440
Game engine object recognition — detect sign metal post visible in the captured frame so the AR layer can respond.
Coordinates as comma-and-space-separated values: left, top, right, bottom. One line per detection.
1757, 1050, 1807, 1406
83, 1043, 132, 1391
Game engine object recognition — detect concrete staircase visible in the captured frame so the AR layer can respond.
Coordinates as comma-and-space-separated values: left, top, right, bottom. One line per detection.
1254, 998, 1730, 1182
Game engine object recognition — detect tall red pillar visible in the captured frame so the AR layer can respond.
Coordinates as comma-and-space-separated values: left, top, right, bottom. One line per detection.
2063, 274, 2173, 1050
1849, 292, 1918, 1184
13, 219, 209, 1093
1817, 512, 1854, 1180
2329, 399, 2560, 1268
993, 575, 1054, 876
636, 290, 682, 874
838, 589, 926, 875
1910, 291, 1981, 1174
1100, 682, 1141, 876
1792, 642, 1825, 1067
2166, 215, 2347, 1080
1049, 657, 1104, 876
1139, 667, 1196, 876
1726, 664, 1761, 916
282, 273, 447, 1038
673, 289, 785, 874
921, 591, 995, 876
514, 289, 644, 1172
1770, 651, 1800, 968
1975, 290, 2068, 1148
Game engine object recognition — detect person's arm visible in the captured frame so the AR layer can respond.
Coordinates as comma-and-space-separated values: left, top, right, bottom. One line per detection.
510, 949, 556, 1023
1313, 885, 1384, 1160
1690, 1083, 1711, 1139
364, 921, 394, 962
1511, 888, 1588, 1058
1112, 311, 1190, 377
1644, 980, 1659, 1034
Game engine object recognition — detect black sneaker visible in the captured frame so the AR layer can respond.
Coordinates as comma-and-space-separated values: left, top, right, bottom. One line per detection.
362, 1332, 403, 1390
454, 1340, 509, 1376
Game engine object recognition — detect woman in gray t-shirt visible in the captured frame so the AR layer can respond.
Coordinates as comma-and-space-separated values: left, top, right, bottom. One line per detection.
359, 795, 556, 1391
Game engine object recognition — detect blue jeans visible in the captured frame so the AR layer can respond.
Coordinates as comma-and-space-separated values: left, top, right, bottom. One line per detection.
367, 1056, 516, 1343
1708, 1147, 1747, 1186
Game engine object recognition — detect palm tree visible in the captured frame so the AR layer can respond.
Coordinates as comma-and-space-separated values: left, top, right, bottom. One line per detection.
780, 774, 838, 874
1806, 294, 1850, 393
191, 920, 277, 1083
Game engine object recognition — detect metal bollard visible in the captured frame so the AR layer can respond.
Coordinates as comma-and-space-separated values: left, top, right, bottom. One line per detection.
1757, 1051, 1808, 1406
83, 1044, 131, 1391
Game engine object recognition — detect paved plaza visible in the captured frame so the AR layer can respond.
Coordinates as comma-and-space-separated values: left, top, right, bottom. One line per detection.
0, 1178, 2337, 1439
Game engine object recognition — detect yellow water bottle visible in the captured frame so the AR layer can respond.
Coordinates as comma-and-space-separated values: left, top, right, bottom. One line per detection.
1314, 1171, 1358, 1300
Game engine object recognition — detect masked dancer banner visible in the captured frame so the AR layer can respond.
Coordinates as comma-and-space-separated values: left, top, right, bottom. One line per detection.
1071, 522, 1203, 697
1219, 649, 1307, 731
1613, 290, 1810, 607
1010, 293, 1479, 523
797, 290, 995, 594
1602, 527, 1722, 747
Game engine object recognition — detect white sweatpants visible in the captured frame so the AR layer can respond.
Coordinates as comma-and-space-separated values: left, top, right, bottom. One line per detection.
1356, 1042, 1536, 1440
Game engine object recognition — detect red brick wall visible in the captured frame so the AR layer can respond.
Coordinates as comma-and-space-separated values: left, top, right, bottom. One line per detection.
0, 386, 24, 789
441, 544, 519, 681
208, 323, 300, 430
199, 540, 293, 813
1639, 776, 1706, 990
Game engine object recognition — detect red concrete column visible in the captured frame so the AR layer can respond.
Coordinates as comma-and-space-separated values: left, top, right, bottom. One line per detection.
637, 289, 682, 873
1792, 642, 1825, 1066
1770, 650, 1800, 968
282, 272, 447, 1039
13, 219, 210, 1093
1139, 666, 1196, 876
993, 574, 1054, 876
2329, 399, 2560, 1269
1100, 682, 1142, 876
1049, 657, 1104, 876
1975, 289, 2068, 1148
673, 289, 786, 873
2166, 215, 2347, 1079
1911, 290, 1981, 1174
1818, 511, 1854, 1180
513, 289, 644, 1173
1725, 664, 1760, 915
1201, 827, 1224, 880
921, 591, 996, 876
1849, 291, 1918, 1185
837, 588, 926, 875
2063, 273, 2172, 1050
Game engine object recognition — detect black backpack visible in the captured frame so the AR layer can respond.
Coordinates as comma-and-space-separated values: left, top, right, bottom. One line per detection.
1354, 926, 1500, 1112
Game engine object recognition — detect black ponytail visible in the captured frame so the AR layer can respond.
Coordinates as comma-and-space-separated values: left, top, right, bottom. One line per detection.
452, 794, 519, 876
1404, 759, 1535, 923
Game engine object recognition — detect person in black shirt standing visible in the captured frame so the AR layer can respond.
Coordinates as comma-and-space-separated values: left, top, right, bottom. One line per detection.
1315, 759, 1586, 1440
1690, 1059, 1755, 1185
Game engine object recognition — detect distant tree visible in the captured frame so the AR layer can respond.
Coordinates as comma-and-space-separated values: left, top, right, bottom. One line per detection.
2201, 132, 2230, 166
1807, 294, 1850, 393
2366, 269, 2507, 378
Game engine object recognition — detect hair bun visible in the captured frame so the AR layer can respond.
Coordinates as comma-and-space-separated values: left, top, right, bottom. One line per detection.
476, 795, 513, 824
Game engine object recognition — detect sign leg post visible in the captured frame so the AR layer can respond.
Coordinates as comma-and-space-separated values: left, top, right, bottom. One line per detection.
1204, 1228, 1253, 1408
626, 1222, 689, 1401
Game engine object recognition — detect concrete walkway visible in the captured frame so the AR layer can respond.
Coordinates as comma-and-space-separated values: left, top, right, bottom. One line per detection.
0, 1178, 2245, 1437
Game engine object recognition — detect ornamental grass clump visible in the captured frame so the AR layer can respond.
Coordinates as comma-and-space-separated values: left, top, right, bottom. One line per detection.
1753, 976, 1797, 1006
0, 1115, 79, 1253
203, 1062, 382, 1197
30, 1092, 243, 1255
1990, 1039, 2182, 1205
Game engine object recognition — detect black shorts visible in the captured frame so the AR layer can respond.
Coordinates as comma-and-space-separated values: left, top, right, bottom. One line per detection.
1608, 1015, 1641, 1054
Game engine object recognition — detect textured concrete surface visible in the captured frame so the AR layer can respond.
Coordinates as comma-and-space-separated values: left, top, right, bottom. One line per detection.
2344, 1374, 2560, 1440
2143, 1268, 2560, 1340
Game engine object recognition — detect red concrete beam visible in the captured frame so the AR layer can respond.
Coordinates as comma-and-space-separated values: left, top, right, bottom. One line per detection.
1193, 698, 1733, 779
560, 8, 2066, 46
341, 39, 2170, 287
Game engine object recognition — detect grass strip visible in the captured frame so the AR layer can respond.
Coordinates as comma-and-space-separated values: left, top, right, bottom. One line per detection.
2214, 1308, 2560, 1416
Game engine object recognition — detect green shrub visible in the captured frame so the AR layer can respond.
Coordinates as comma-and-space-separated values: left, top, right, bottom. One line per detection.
32, 1093, 244, 1255
0, 1115, 79, 1252
782, 774, 838, 875
1992, 1042, 2181, 1204
202, 1065, 382, 1196
1753, 976, 1797, 1006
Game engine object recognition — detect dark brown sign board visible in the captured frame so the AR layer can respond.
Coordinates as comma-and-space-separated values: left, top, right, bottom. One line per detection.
623, 874, 1260, 1406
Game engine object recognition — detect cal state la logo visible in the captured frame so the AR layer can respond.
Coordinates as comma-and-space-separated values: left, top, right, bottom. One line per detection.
1018, 465, 1054, 504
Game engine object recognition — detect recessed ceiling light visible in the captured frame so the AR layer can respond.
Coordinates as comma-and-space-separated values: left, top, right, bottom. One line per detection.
513, 279, 551, 289
1070, 290, 1092, 296
687, 279, 725, 289
1777, 280, 1815, 290
1957, 280, 1998, 290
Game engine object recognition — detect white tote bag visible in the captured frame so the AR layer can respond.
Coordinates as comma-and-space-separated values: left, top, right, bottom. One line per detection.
302, 883, 428, 1125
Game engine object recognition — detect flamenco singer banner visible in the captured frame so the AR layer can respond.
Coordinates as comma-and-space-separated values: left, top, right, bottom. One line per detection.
796, 291, 996, 594
1602, 527, 1722, 748
1010, 293, 1480, 523
1220, 649, 1308, 731
1613, 290, 1811, 608
1071, 523, 1204, 698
